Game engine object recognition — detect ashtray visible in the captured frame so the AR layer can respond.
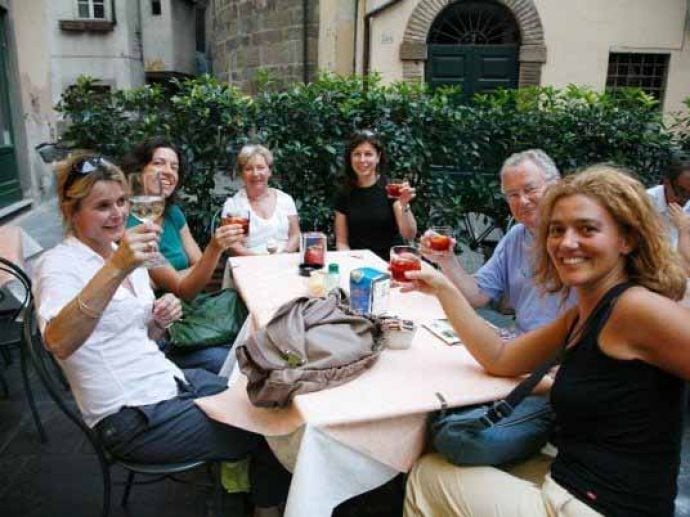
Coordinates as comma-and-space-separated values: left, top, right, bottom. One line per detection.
298, 263, 324, 277
381, 317, 417, 350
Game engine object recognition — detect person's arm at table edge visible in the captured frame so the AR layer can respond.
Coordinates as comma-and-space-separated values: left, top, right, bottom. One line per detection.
179, 224, 203, 265
438, 254, 491, 308
393, 200, 417, 241
334, 211, 350, 251
284, 215, 300, 253
150, 224, 242, 301
413, 269, 571, 376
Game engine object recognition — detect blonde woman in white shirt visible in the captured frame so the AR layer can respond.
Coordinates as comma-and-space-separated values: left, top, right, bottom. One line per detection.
222, 144, 301, 255
34, 152, 290, 513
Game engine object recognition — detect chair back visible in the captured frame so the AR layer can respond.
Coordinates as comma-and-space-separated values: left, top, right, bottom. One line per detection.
22, 301, 111, 466
0, 256, 32, 322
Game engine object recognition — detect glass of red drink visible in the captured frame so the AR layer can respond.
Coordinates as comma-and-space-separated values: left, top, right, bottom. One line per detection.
222, 210, 250, 235
426, 226, 453, 254
385, 178, 405, 199
300, 232, 327, 267
389, 245, 421, 284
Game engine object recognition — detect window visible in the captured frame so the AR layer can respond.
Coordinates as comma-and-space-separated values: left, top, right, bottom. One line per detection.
77, 0, 106, 19
428, 0, 519, 45
606, 53, 669, 102
152, 0, 162, 16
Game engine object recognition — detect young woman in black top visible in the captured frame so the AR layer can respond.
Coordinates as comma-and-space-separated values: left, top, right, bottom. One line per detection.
404, 165, 690, 517
334, 130, 417, 260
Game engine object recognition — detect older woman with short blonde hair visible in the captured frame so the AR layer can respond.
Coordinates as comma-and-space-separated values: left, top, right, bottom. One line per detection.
222, 144, 301, 255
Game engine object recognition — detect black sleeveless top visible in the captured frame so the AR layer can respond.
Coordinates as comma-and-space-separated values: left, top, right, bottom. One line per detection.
550, 283, 686, 516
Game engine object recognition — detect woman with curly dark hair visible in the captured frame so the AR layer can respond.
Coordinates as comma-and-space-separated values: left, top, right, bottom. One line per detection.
122, 137, 241, 373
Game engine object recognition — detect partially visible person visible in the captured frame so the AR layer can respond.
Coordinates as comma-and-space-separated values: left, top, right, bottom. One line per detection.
421, 149, 573, 334
334, 129, 417, 260
122, 137, 242, 374
222, 144, 300, 256
35, 152, 290, 514
647, 152, 690, 273
404, 165, 690, 517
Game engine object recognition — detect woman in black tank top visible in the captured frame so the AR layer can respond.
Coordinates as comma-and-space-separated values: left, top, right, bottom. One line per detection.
405, 165, 690, 516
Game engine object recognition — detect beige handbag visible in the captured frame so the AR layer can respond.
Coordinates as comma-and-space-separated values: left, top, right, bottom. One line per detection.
236, 289, 383, 407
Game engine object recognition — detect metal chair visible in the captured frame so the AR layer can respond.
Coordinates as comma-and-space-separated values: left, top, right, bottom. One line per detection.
0, 256, 47, 442
22, 300, 218, 517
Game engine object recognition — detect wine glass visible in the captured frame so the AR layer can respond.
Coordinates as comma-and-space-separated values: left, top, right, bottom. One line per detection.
128, 171, 167, 268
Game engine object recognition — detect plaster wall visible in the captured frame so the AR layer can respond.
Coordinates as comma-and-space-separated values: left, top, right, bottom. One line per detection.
49, 0, 144, 102
7, 0, 50, 199
342, 0, 690, 113
318, 0, 356, 75
171, 0, 197, 74
534, 0, 688, 113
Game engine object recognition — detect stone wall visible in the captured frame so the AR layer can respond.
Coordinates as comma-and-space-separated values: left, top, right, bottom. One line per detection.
212, 0, 319, 92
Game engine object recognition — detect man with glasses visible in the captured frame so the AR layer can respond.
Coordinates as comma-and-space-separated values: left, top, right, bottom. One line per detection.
647, 152, 690, 273
422, 149, 572, 334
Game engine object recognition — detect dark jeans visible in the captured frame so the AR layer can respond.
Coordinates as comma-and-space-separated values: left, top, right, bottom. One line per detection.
94, 369, 290, 507
158, 340, 230, 375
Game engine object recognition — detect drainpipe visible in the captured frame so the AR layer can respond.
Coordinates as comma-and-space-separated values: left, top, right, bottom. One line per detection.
303, 0, 309, 83
352, 0, 359, 74
363, 0, 403, 79
111, 0, 117, 25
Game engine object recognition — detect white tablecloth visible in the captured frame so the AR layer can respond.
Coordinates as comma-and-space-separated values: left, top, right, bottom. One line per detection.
196, 250, 538, 516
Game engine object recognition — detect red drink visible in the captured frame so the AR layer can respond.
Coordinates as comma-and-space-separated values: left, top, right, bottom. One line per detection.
429, 234, 451, 252
385, 183, 403, 199
304, 244, 325, 266
389, 254, 421, 283
222, 216, 250, 235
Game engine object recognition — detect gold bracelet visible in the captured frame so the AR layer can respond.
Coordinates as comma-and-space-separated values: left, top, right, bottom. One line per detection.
76, 295, 102, 319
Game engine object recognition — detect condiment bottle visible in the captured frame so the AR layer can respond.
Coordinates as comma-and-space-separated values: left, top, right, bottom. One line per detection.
326, 263, 340, 292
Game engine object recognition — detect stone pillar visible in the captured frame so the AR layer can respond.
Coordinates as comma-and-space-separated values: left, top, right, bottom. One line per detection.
211, 0, 319, 92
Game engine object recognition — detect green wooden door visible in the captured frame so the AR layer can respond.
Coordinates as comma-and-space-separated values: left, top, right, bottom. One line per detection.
0, 10, 21, 209
426, 44, 518, 95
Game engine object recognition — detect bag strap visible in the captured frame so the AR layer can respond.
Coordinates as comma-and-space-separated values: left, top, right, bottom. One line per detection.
480, 282, 633, 427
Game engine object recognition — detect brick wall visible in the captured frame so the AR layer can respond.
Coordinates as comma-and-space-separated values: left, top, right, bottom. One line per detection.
212, 0, 319, 92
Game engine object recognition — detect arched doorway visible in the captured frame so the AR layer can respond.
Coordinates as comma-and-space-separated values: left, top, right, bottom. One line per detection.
425, 0, 520, 94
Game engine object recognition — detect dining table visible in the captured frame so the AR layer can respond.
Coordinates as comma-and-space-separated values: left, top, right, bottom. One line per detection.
195, 249, 540, 517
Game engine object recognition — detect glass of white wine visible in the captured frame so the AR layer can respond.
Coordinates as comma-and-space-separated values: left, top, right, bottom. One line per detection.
128, 171, 167, 268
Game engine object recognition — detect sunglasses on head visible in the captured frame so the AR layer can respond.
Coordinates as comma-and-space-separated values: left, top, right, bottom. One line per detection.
63, 156, 106, 197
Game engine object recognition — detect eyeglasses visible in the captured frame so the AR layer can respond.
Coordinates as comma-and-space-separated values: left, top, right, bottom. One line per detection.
63, 156, 106, 197
502, 183, 545, 203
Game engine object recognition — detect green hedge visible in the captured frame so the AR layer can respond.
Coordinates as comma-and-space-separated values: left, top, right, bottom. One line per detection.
57, 74, 681, 246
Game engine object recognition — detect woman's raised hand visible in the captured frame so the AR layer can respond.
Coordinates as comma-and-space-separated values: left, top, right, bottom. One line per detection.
110, 222, 162, 272
213, 222, 245, 251
401, 262, 454, 296
398, 180, 416, 206
669, 203, 690, 233
152, 293, 183, 329
419, 230, 457, 265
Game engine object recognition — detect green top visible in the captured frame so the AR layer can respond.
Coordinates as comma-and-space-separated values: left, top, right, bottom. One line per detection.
126, 204, 190, 271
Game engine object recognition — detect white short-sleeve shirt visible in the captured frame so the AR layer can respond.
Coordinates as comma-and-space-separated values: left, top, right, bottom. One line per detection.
33, 236, 185, 427
646, 184, 690, 248
221, 188, 298, 254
